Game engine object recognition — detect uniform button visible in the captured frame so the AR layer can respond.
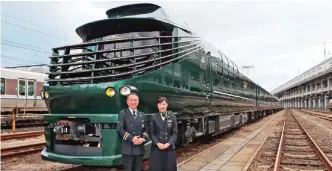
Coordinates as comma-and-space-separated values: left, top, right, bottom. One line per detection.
166, 133, 168, 135
132, 124, 134, 126
133, 132, 135, 134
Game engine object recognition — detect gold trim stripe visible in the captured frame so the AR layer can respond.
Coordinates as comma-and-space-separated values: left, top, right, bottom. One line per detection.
123, 132, 129, 140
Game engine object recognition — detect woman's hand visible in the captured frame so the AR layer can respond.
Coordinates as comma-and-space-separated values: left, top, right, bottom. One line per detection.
157, 143, 170, 150
157, 143, 164, 150
164, 143, 170, 149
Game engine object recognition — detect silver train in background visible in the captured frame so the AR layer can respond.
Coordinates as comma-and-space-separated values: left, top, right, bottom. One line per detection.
1, 68, 48, 114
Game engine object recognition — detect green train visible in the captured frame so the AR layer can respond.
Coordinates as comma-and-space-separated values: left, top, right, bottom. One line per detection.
41, 3, 282, 167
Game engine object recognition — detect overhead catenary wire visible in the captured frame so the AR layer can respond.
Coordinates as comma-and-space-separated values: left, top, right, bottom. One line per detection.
3, 63, 48, 68
1, 20, 68, 41
1, 39, 50, 51
1, 54, 46, 64
1, 60, 30, 66
0, 13, 67, 36
0, 13, 65, 68
1, 48, 48, 57
1, 43, 50, 54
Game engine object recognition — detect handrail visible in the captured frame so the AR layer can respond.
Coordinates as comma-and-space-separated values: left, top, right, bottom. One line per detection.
52, 36, 200, 51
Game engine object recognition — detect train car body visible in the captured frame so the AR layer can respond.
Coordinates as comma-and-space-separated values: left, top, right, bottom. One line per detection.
0, 68, 48, 114
41, 3, 282, 167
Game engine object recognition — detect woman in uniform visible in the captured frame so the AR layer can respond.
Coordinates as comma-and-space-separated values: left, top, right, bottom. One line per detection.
149, 97, 178, 171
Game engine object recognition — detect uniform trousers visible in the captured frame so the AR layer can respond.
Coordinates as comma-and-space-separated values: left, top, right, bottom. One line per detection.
122, 154, 143, 171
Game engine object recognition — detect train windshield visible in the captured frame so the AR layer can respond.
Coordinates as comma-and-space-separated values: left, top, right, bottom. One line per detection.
106, 4, 171, 22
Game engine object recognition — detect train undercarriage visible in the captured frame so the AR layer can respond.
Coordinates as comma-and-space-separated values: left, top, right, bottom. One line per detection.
176, 107, 281, 146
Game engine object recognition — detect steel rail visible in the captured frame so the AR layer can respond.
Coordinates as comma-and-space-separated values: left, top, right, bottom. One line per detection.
1, 142, 45, 159
302, 111, 332, 122
1, 131, 44, 141
292, 112, 332, 171
273, 114, 286, 171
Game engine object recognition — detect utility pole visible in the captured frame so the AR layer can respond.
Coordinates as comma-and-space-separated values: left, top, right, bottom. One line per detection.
242, 65, 254, 76
324, 42, 326, 60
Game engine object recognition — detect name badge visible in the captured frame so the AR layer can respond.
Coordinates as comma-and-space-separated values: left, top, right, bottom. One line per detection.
167, 120, 172, 128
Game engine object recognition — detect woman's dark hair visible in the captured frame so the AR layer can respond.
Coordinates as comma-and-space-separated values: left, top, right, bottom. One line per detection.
157, 97, 168, 104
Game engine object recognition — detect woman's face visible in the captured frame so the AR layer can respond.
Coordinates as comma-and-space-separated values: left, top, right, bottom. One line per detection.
157, 101, 168, 112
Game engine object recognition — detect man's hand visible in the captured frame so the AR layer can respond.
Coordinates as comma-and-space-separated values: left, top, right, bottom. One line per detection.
132, 136, 145, 145
132, 136, 139, 144
136, 138, 145, 145
139, 138, 145, 143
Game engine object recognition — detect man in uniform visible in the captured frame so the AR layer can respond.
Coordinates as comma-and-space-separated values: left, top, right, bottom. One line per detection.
116, 93, 149, 171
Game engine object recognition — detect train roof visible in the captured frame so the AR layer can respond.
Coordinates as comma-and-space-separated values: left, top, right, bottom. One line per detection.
75, 3, 192, 41
105, 3, 161, 18
0, 68, 47, 82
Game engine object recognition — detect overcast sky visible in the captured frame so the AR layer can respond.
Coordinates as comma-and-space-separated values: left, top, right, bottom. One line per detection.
1, 1, 332, 92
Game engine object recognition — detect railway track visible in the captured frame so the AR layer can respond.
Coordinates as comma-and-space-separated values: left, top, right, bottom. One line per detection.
1, 131, 44, 141
1, 142, 45, 160
301, 110, 332, 122
273, 110, 332, 171
311, 110, 332, 115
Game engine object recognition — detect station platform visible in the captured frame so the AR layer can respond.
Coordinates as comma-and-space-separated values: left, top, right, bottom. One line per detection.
177, 111, 283, 171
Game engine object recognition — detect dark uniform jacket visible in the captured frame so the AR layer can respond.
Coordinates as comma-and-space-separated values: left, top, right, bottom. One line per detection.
150, 112, 178, 149
116, 108, 149, 155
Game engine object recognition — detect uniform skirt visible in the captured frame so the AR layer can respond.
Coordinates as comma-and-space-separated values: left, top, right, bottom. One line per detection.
149, 146, 177, 171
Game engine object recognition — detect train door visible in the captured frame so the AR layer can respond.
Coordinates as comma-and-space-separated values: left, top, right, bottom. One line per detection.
27, 80, 36, 107
17, 79, 26, 108
17, 79, 36, 110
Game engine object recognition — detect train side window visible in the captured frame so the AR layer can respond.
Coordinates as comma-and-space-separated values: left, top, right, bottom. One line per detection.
28, 80, 35, 96
19, 80, 26, 96
213, 78, 220, 86
224, 70, 229, 80
1, 78, 5, 95
153, 75, 161, 84
174, 80, 180, 88
229, 73, 234, 82
164, 76, 172, 87
190, 68, 199, 81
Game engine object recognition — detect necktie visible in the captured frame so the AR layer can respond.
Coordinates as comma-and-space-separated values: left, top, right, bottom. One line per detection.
133, 110, 136, 117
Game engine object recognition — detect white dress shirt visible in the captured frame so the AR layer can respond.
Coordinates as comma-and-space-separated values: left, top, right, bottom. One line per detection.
128, 108, 137, 117
160, 113, 166, 121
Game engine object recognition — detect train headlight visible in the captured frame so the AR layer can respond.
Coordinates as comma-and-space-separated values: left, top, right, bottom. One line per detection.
120, 86, 131, 96
105, 87, 115, 97
44, 91, 49, 99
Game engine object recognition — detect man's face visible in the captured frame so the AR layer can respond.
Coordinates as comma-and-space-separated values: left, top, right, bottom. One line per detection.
127, 94, 139, 110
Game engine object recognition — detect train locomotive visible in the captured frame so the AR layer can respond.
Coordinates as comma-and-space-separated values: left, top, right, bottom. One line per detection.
41, 3, 282, 167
